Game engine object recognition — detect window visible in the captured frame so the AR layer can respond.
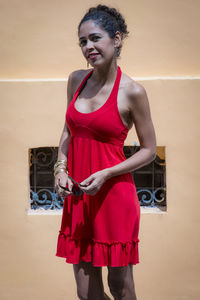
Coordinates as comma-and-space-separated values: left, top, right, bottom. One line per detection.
29, 146, 166, 211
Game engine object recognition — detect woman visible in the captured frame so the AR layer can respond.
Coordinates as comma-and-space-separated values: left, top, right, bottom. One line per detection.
54, 4, 156, 300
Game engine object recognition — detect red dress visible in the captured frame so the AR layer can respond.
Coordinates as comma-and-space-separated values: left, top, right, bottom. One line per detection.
56, 65, 140, 267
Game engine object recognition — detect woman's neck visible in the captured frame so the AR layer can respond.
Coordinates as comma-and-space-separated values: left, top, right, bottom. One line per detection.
91, 61, 118, 86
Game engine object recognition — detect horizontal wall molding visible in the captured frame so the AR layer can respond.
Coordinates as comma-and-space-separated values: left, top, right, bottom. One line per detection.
0, 76, 200, 82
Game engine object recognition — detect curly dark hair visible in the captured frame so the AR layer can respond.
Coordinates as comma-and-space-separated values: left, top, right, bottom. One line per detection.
78, 4, 129, 58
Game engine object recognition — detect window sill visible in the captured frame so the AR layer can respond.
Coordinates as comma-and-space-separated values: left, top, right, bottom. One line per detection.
27, 206, 167, 215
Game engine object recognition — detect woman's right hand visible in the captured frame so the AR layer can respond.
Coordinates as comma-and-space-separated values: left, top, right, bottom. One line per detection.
54, 171, 73, 197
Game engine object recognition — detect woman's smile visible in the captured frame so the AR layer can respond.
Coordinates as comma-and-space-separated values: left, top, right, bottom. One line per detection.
88, 53, 100, 60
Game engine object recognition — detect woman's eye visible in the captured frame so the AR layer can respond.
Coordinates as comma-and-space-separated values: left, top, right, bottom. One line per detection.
79, 40, 87, 47
79, 36, 100, 47
92, 36, 100, 41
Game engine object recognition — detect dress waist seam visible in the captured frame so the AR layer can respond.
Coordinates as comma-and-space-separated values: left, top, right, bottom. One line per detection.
70, 134, 124, 148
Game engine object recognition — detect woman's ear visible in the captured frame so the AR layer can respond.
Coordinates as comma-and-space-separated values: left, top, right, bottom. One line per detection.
114, 31, 122, 48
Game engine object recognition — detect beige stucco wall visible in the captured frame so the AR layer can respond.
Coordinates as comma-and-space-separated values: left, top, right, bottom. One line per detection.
0, 1, 200, 300
0, 0, 200, 78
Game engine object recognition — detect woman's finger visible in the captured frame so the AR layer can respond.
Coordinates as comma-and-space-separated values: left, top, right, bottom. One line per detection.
80, 176, 94, 186
80, 182, 99, 195
58, 179, 72, 193
67, 177, 74, 192
58, 187, 72, 197
55, 179, 72, 196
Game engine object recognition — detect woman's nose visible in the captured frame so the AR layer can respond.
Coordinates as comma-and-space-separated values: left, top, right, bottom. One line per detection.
86, 40, 94, 49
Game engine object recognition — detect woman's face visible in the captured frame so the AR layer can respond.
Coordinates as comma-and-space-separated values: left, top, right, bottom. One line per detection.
78, 20, 119, 67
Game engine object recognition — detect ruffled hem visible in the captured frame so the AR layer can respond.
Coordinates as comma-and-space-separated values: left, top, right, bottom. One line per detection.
56, 231, 140, 267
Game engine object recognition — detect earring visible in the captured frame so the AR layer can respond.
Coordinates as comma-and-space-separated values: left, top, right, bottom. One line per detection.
115, 47, 119, 58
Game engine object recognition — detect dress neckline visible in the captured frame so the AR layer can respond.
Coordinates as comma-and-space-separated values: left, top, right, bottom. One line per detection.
73, 66, 121, 115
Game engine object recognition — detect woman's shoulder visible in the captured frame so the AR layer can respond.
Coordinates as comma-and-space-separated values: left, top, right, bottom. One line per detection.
120, 71, 150, 116
68, 69, 93, 94
120, 72, 147, 100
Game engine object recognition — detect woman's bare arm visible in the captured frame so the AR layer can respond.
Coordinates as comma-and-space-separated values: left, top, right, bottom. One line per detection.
54, 72, 75, 194
106, 82, 157, 179
57, 122, 71, 163
58, 76, 72, 160
56, 72, 74, 163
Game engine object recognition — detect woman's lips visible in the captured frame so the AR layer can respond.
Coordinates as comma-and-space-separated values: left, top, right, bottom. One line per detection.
88, 53, 100, 59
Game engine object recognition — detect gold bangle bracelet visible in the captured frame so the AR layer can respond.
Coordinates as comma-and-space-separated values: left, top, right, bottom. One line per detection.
54, 168, 68, 177
54, 165, 68, 172
54, 164, 68, 171
54, 159, 67, 171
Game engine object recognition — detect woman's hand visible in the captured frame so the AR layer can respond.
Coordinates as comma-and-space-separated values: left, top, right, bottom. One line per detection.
79, 169, 110, 196
54, 171, 73, 197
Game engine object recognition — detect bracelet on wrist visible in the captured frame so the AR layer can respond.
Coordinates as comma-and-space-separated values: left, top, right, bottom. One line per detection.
54, 159, 68, 171
54, 168, 68, 177
54, 165, 68, 172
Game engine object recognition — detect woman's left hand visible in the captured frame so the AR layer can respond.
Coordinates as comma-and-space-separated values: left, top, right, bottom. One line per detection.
79, 169, 110, 196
